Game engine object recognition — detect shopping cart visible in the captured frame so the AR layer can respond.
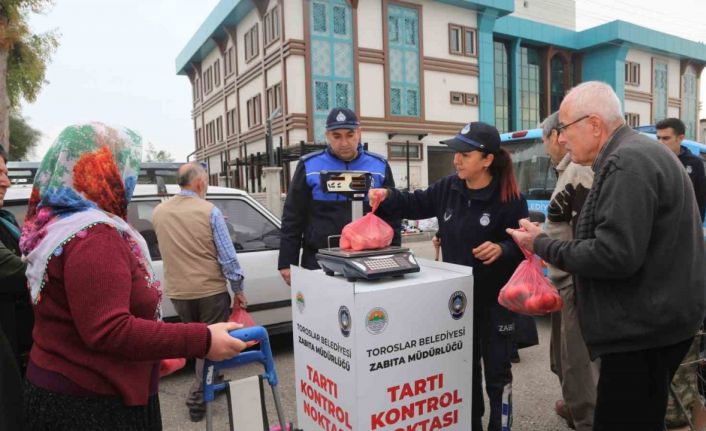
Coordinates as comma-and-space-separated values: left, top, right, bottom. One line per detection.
203, 326, 297, 431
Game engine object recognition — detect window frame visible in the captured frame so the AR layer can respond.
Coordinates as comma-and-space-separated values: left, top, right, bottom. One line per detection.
266, 82, 282, 117
244, 24, 260, 63
448, 23, 477, 57
624, 112, 640, 127
625, 61, 640, 86
387, 141, 423, 161
450, 91, 464, 105
264, 5, 280, 47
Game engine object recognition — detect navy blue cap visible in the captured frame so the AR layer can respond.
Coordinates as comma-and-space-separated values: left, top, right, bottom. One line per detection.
440, 121, 501, 154
326, 108, 360, 131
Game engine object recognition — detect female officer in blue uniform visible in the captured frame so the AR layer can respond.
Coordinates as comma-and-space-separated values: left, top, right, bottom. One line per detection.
369, 122, 528, 431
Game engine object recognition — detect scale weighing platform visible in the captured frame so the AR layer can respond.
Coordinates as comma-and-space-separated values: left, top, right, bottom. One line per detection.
316, 246, 420, 282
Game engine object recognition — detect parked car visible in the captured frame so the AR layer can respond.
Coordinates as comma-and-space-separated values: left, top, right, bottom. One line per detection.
3, 184, 293, 334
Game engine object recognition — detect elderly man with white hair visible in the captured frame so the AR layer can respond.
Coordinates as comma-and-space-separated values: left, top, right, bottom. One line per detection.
508, 81, 705, 430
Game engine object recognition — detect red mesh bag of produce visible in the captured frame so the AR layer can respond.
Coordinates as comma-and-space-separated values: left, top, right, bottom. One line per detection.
498, 242, 562, 316
340, 212, 394, 251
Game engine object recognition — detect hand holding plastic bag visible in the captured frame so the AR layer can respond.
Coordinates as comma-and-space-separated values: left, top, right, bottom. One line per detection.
340, 210, 393, 251
498, 236, 562, 316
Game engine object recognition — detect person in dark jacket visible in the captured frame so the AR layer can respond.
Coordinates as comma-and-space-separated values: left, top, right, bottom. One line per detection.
369, 121, 528, 431
277, 108, 400, 285
0, 145, 29, 430
508, 81, 705, 430
656, 117, 706, 222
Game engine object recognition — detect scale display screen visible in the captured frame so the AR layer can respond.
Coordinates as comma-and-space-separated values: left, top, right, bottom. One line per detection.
320, 171, 373, 194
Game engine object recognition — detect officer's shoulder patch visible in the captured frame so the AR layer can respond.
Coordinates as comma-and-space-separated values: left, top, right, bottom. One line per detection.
300, 149, 325, 161
364, 150, 388, 163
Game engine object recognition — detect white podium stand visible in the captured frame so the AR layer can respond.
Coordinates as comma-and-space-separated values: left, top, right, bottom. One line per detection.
291, 258, 474, 431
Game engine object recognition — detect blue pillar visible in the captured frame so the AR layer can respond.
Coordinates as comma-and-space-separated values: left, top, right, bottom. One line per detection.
511, 38, 522, 131
581, 43, 629, 107
477, 8, 499, 124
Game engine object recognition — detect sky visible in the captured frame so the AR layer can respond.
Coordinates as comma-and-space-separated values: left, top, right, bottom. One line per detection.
19, 0, 706, 161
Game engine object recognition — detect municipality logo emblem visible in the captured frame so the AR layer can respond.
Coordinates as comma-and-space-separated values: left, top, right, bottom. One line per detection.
339, 306, 352, 337
443, 208, 453, 222
687, 165, 693, 174
448, 291, 467, 320
295, 291, 305, 313
365, 307, 388, 335
480, 212, 491, 226
336, 111, 346, 122
461, 123, 471, 135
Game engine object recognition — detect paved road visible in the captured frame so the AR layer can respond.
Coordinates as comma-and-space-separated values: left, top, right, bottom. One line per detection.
159, 239, 573, 430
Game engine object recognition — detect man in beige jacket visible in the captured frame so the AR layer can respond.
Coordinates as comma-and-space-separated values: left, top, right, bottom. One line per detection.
542, 112, 598, 431
152, 162, 246, 422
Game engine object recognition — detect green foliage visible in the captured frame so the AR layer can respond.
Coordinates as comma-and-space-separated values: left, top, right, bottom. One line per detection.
7, 30, 57, 106
8, 110, 39, 159
144, 142, 175, 162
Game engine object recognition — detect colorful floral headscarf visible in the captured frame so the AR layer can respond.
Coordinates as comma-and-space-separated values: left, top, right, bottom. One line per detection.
20, 122, 157, 304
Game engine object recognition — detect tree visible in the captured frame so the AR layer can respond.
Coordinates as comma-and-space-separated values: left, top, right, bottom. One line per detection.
143, 142, 174, 162
8, 110, 39, 159
0, 0, 58, 153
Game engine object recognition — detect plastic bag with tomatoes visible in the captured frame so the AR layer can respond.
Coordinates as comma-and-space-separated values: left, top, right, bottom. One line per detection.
340, 211, 393, 251
498, 243, 562, 316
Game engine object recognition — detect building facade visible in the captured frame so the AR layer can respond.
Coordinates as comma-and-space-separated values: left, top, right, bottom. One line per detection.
176, 0, 706, 190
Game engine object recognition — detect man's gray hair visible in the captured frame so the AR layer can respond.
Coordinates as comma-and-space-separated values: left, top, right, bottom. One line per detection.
564, 81, 624, 126
540, 112, 560, 138
178, 162, 207, 187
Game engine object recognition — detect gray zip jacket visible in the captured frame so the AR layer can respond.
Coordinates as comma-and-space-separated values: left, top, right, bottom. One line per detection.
534, 125, 705, 359
544, 153, 594, 290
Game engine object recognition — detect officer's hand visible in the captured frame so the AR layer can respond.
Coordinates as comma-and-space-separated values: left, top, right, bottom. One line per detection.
506, 219, 541, 253
368, 188, 389, 212
206, 322, 247, 361
472, 241, 503, 265
234, 292, 248, 309
279, 268, 291, 286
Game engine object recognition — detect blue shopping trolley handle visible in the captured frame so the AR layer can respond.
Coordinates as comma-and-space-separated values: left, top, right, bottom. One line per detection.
202, 326, 279, 403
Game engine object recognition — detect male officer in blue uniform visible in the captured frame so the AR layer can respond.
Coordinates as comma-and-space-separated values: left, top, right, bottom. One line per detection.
278, 108, 400, 285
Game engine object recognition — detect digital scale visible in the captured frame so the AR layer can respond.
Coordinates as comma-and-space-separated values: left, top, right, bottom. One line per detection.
317, 246, 420, 282
315, 170, 420, 282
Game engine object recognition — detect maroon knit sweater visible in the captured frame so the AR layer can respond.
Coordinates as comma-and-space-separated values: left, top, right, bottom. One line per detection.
28, 224, 210, 406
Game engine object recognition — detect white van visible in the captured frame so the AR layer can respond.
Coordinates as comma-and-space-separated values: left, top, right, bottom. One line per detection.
3, 184, 293, 334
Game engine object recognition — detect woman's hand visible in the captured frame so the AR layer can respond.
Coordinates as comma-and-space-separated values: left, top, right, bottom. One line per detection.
472, 241, 503, 265
368, 188, 389, 212
206, 322, 247, 361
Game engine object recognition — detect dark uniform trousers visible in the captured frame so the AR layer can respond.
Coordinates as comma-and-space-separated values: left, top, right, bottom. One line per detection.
472, 304, 514, 431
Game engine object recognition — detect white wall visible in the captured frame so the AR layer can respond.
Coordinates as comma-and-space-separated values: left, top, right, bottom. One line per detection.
283, 0, 304, 40
285, 56, 307, 114
625, 49, 652, 94
511, 0, 575, 30
359, 63, 385, 118
623, 99, 650, 126
424, 70, 478, 123
423, 2, 477, 62
356, 0, 383, 50
668, 106, 680, 118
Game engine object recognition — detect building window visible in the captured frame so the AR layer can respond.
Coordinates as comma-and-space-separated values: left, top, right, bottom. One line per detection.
449, 24, 477, 57
247, 94, 262, 128
214, 59, 221, 87
216, 116, 223, 142
310, 0, 354, 142
625, 61, 640, 86
244, 24, 259, 63
266, 83, 282, 117
387, 142, 422, 161
203, 66, 213, 94
624, 113, 640, 128
450, 91, 464, 105
195, 128, 201, 149
225, 47, 234, 75
682, 66, 698, 140
226, 108, 236, 136
494, 40, 510, 133
550, 55, 566, 113
388, 4, 420, 118
264, 5, 280, 46
193, 77, 201, 102
652, 60, 668, 123
520, 46, 542, 130
465, 93, 478, 106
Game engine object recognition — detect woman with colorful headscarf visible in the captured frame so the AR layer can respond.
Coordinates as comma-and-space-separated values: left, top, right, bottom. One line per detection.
21, 123, 246, 430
